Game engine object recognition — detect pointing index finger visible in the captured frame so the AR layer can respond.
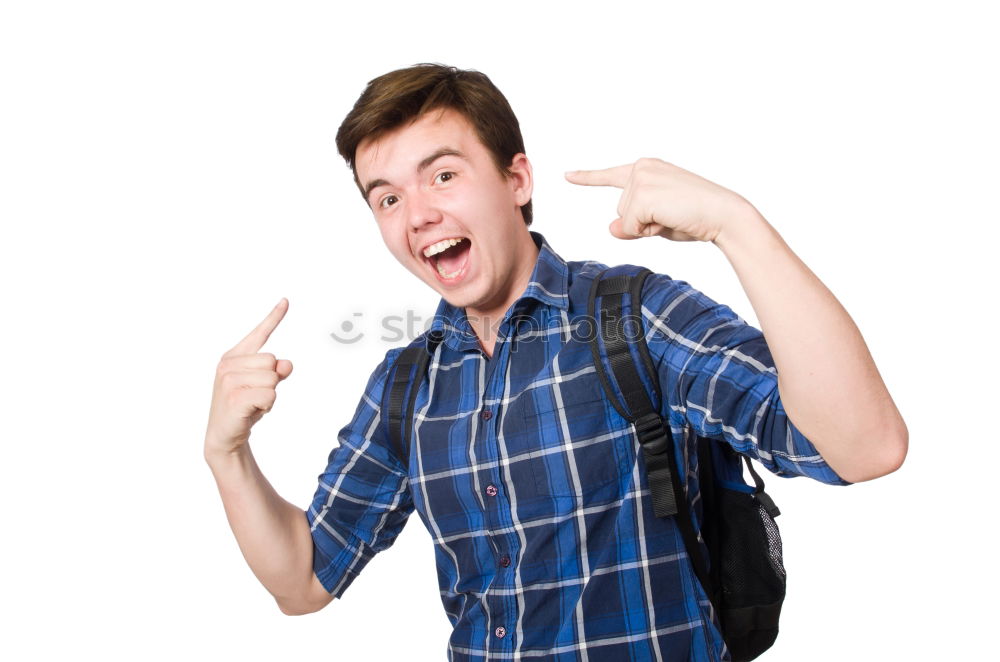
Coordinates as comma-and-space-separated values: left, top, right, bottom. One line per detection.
564, 164, 633, 188
227, 298, 289, 356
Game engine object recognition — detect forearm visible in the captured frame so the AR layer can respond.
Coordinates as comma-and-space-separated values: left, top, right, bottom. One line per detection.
712, 205, 907, 482
205, 443, 327, 612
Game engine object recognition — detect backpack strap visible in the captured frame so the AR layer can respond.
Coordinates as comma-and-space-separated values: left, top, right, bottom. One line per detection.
744, 454, 781, 518
587, 266, 713, 604
587, 267, 679, 516
386, 332, 442, 470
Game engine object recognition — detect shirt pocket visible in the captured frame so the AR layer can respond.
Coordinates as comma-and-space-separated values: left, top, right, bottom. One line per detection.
516, 388, 636, 501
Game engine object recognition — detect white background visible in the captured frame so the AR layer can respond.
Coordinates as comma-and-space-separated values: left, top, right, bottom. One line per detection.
2, 1, 997, 660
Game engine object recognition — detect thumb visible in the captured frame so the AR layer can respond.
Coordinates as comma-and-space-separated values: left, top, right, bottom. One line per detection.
609, 218, 641, 240
276, 359, 294, 381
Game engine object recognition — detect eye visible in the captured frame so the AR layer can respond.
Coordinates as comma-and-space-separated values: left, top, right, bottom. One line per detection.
435, 171, 455, 184
378, 194, 399, 209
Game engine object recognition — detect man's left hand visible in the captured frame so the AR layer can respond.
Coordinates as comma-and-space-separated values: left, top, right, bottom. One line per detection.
566, 158, 753, 243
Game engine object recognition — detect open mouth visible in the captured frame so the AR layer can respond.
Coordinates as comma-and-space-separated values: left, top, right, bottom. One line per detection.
423, 237, 471, 281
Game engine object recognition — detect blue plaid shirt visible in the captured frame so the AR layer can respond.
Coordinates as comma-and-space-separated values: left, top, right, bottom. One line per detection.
307, 233, 846, 661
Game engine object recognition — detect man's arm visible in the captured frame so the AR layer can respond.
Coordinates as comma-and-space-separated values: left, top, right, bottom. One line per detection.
204, 298, 332, 614
205, 446, 333, 615
567, 159, 908, 483
710, 208, 907, 483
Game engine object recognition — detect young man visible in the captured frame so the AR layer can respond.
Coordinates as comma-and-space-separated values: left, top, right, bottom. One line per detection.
204, 64, 907, 660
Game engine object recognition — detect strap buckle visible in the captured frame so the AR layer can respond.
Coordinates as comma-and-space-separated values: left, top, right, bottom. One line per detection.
634, 412, 670, 456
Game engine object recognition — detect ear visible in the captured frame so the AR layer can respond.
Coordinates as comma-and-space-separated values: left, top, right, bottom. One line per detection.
508, 153, 533, 207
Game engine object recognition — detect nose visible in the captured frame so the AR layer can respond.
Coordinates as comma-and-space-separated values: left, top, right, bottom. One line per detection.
406, 189, 443, 231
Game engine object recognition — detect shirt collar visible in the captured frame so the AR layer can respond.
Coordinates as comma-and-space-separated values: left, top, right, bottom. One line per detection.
428, 231, 570, 352
521, 231, 571, 310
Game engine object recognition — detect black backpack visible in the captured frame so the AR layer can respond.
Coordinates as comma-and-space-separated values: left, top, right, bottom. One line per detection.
385, 266, 786, 662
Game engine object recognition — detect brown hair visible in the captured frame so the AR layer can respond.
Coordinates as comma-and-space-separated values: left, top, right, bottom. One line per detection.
336, 63, 532, 226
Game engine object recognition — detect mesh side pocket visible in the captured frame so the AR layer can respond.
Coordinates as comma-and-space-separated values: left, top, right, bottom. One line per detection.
716, 488, 786, 610
713, 487, 785, 661
758, 500, 785, 581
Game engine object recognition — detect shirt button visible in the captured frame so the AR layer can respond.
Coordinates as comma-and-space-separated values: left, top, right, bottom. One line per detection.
499, 554, 511, 568
486, 484, 498, 497
481, 409, 493, 421
495, 626, 507, 638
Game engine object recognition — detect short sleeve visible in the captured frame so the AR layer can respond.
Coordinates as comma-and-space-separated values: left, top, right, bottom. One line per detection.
306, 348, 416, 598
640, 273, 849, 486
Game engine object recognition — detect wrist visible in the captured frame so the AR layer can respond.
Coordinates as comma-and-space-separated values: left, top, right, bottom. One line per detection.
711, 200, 772, 255
204, 437, 253, 472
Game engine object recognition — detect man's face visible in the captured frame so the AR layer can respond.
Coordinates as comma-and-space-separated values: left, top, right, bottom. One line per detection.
355, 108, 536, 320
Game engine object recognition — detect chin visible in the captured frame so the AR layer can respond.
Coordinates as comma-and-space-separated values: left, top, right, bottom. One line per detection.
438, 290, 473, 309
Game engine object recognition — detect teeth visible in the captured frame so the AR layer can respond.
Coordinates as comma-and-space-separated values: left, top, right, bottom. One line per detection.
423, 237, 466, 258
436, 262, 461, 279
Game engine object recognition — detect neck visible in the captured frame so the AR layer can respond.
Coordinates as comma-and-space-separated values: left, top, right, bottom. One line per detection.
466, 234, 539, 358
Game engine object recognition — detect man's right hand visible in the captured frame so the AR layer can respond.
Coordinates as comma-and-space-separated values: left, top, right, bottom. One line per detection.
205, 298, 294, 458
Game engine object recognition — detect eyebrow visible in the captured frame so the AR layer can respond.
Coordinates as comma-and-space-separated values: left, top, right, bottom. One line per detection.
363, 148, 466, 201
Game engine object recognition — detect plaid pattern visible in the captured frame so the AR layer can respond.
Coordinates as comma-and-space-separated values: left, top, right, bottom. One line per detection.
307, 233, 846, 661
